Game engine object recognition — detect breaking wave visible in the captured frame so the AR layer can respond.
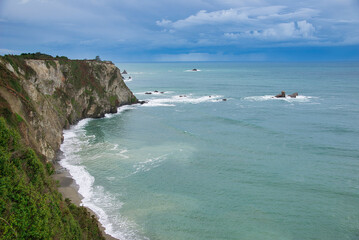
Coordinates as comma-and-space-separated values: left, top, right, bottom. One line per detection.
142, 94, 224, 107
59, 107, 148, 240
243, 95, 316, 103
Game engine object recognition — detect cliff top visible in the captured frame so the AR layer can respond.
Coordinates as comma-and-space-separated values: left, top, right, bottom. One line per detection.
1, 52, 113, 64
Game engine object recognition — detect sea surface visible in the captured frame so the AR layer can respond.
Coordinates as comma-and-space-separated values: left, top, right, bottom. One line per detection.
60, 62, 359, 240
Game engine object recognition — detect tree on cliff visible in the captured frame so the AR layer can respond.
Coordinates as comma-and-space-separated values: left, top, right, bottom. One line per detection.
95, 55, 101, 62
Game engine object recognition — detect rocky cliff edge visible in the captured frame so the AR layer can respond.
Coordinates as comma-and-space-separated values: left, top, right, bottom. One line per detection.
0, 54, 137, 161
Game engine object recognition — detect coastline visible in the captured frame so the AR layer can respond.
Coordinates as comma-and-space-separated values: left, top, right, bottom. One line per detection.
52, 105, 141, 240
53, 157, 118, 240
0, 55, 138, 239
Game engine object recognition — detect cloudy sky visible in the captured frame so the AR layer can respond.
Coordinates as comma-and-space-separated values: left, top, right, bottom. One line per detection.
0, 0, 358, 61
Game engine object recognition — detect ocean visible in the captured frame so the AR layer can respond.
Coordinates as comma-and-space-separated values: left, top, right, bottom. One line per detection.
60, 62, 359, 240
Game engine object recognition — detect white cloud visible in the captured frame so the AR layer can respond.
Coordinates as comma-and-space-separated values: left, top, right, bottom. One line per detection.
170, 9, 248, 28
261, 21, 315, 39
224, 20, 315, 40
157, 6, 320, 43
156, 19, 172, 27
296, 20, 315, 38
157, 6, 318, 30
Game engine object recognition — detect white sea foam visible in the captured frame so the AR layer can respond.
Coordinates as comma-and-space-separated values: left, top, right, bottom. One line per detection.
244, 95, 316, 103
185, 69, 201, 72
106, 177, 116, 181
115, 149, 130, 159
124, 78, 133, 82
120, 149, 128, 154
142, 94, 224, 107
111, 144, 119, 150
105, 105, 137, 118
60, 108, 147, 240
133, 154, 168, 174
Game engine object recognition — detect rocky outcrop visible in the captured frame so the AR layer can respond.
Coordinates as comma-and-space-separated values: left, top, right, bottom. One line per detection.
0, 55, 137, 161
275, 91, 286, 98
288, 92, 298, 98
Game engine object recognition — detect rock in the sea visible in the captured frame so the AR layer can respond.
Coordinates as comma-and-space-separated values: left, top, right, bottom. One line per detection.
289, 92, 298, 98
222, 98, 227, 101
145, 92, 152, 94
122, 70, 127, 74
275, 91, 286, 98
192, 68, 198, 71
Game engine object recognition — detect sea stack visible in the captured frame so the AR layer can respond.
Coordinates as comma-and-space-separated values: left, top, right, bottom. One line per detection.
275, 91, 286, 98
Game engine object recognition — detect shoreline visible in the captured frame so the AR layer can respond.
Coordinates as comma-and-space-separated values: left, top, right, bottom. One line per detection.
51, 104, 140, 240
53, 156, 118, 240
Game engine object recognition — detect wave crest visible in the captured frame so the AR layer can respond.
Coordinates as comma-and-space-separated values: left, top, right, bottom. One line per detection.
143, 94, 224, 107
244, 95, 316, 103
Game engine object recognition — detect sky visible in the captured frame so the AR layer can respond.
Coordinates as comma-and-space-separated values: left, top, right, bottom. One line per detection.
0, 0, 359, 62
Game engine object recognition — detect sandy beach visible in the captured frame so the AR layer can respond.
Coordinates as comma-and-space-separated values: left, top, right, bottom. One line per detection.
53, 161, 118, 240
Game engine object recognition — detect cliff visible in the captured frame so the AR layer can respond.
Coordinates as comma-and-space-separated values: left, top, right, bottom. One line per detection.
0, 53, 137, 239
0, 53, 137, 161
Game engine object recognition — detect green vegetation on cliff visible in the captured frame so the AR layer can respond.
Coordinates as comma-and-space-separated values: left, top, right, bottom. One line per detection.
0, 116, 105, 239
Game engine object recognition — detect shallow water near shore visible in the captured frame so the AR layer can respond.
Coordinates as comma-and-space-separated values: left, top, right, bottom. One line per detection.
60, 62, 359, 240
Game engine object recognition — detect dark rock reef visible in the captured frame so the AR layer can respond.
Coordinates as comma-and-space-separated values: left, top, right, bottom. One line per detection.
275, 91, 286, 98
275, 91, 299, 98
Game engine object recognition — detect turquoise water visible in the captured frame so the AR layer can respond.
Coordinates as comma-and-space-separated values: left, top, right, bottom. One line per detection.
60, 62, 359, 240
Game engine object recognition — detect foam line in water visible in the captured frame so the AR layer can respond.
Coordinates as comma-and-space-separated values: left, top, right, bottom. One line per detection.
143, 94, 224, 107
132, 154, 168, 174
244, 95, 315, 103
105, 105, 137, 118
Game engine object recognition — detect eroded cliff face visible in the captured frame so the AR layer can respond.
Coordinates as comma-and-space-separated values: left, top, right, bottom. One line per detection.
0, 56, 137, 161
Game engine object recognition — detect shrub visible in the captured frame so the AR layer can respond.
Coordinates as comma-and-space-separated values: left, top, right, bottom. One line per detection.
0, 117, 105, 239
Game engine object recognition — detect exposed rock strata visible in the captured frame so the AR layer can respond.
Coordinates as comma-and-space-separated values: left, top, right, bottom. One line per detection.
0, 56, 137, 161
